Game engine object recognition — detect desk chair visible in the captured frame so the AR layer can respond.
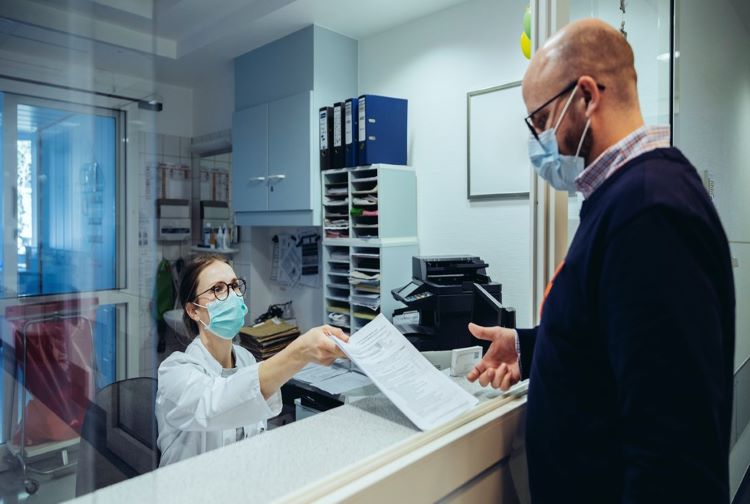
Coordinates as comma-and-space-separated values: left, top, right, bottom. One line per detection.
75, 377, 160, 496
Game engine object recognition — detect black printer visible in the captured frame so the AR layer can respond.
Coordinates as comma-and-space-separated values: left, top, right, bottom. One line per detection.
391, 256, 515, 351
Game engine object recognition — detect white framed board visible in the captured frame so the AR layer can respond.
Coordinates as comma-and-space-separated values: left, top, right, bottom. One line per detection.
467, 81, 530, 200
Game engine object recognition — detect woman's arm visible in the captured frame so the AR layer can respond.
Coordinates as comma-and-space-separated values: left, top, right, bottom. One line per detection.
258, 325, 348, 400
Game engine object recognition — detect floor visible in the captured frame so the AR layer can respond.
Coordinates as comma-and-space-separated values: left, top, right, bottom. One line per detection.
0, 457, 76, 504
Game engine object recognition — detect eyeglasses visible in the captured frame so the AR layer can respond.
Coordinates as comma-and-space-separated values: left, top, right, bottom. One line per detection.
524, 79, 606, 143
195, 278, 247, 302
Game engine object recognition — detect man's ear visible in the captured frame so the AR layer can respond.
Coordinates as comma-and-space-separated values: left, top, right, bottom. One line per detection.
578, 75, 601, 117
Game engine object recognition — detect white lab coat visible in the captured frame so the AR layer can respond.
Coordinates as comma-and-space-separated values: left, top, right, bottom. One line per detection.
155, 337, 282, 466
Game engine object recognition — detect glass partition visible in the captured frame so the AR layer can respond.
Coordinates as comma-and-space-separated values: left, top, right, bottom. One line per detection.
566, 0, 672, 244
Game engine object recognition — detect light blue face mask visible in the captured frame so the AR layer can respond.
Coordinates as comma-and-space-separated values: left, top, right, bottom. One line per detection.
194, 294, 248, 340
528, 86, 591, 193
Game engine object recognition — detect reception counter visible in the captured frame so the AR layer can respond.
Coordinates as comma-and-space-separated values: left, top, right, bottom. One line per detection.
66, 365, 529, 503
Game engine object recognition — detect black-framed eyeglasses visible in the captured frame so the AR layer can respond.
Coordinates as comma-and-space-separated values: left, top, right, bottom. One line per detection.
524, 79, 606, 142
195, 278, 247, 302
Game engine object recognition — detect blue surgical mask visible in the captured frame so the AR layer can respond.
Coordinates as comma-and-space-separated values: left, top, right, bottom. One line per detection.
193, 294, 247, 340
528, 86, 591, 193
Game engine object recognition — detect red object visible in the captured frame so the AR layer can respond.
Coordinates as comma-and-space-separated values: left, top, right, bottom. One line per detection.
7, 299, 97, 446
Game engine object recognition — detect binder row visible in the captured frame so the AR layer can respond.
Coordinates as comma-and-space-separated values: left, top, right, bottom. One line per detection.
319, 95, 408, 171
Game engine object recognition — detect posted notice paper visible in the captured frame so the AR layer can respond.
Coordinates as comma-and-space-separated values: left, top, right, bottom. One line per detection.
331, 314, 479, 431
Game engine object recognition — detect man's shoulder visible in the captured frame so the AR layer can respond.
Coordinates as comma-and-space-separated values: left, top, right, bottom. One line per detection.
600, 147, 710, 218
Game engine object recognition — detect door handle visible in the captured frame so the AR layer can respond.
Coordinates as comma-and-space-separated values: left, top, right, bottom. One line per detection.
267, 174, 286, 184
248, 176, 267, 183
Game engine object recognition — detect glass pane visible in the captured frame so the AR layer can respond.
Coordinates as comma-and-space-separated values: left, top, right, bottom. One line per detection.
0, 301, 121, 481
16, 104, 118, 296
0, 93, 129, 501
567, 0, 672, 244
673, 4, 750, 495
0, 92, 4, 444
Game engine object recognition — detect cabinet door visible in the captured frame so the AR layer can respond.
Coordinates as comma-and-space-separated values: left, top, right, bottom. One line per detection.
267, 91, 312, 211
232, 104, 269, 212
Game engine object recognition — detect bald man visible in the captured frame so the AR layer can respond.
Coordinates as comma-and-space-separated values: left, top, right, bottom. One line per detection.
467, 19, 735, 502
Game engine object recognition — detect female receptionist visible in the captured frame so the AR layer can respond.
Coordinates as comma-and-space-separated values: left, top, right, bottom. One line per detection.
156, 254, 348, 465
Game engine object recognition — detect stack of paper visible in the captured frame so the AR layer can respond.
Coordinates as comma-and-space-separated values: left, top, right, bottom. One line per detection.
324, 197, 349, 206
239, 319, 300, 361
293, 363, 374, 395
349, 271, 380, 286
294, 362, 350, 384
352, 195, 378, 206
324, 219, 349, 230
331, 315, 479, 431
351, 293, 381, 311
328, 312, 350, 328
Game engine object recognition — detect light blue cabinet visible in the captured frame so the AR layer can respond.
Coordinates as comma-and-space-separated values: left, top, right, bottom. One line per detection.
232, 103, 268, 212
268, 91, 313, 212
233, 25, 357, 227
232, 92, 314, 222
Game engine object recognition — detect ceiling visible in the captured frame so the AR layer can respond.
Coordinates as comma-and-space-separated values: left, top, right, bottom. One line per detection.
0, 0, 471, 89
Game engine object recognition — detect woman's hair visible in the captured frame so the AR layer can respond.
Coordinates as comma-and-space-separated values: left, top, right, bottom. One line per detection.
178, 254, 230, 338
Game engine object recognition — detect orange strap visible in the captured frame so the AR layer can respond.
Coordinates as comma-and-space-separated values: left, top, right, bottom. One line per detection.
540, 260, 565, 319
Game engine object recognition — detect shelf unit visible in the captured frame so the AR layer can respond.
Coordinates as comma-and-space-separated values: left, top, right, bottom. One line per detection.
322, 165, 418, 331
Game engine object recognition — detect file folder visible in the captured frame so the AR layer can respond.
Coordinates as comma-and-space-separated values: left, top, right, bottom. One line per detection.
332, 102, 345, 169
344, 98, 358, 167
319, 106, 333, 171
357, 95, 408, 166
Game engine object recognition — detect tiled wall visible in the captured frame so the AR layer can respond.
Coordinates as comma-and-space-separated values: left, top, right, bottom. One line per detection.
137, 131, 195, 376
199, 153, 232, 202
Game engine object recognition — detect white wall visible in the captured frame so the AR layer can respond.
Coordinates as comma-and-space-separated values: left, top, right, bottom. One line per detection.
192, 61, 235, 138
234, 226, 323, 332
358, 0, 533, 326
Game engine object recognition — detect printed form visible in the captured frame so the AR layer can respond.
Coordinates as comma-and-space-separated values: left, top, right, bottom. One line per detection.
332, 314, 479, 430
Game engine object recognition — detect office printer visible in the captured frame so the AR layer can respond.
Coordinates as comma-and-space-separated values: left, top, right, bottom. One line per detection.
391, 256, 515, 351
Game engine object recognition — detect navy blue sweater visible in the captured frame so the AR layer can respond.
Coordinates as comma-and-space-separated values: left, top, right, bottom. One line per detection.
517, 148, 735, 503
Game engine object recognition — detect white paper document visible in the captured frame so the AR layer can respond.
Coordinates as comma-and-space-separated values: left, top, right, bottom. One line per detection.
294, 363, 350, 384
312, 372, 373, 395
331, 314, 479, 431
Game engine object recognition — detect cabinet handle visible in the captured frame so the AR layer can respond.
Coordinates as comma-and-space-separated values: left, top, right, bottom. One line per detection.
267, 174, 286, 183
248, 176, 267, 183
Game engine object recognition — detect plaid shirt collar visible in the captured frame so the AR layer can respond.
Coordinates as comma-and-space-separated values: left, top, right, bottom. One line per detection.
575, 125, 671, 199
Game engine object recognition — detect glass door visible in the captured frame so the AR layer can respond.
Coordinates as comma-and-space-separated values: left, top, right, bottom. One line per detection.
1, 93, 124, 468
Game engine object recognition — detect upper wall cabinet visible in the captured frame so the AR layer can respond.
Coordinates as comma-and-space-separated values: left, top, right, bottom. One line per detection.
232, 25, 358, 227
232, 103, 268, 213
232, 91, 313, 215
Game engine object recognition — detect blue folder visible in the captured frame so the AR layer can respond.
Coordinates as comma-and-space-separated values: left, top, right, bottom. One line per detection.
344, 98, 358, 167
357, 95, 407, 166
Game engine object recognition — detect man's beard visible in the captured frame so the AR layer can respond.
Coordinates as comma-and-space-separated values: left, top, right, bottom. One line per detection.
562, 116, 594, 166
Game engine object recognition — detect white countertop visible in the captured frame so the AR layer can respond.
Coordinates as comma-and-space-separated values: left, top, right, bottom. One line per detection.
66, 373, 526, 504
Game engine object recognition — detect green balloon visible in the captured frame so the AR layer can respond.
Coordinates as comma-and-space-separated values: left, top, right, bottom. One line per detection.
523, 7, 531, 38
